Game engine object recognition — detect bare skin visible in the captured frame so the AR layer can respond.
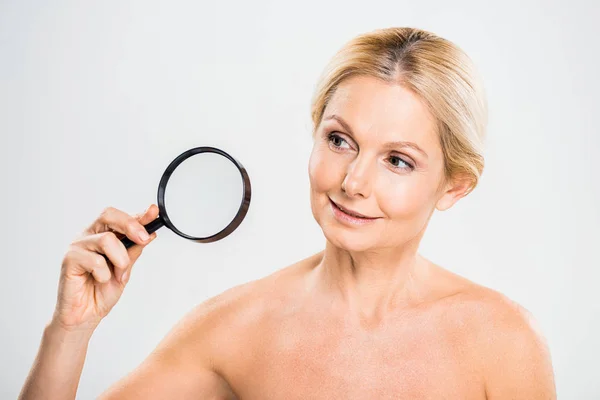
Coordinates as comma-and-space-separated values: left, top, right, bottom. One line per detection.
19, 75, 556, 399
98, 249, 555, 399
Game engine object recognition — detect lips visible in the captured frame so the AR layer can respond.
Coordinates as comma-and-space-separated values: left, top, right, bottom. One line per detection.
329, 198, 377, 219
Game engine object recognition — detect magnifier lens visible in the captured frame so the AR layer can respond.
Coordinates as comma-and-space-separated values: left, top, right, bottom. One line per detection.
164, 152, 244, 238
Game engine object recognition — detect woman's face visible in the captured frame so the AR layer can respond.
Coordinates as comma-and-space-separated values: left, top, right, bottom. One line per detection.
309, 75, 456, 252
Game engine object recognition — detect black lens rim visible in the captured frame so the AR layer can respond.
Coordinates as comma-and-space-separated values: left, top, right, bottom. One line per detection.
157, 146, 251, 243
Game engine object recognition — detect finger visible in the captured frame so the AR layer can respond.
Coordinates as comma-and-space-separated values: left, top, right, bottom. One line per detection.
134, 204, 159, 226
63, 245, 112, 283
87, 207, 152, 246
128, 231, 157, 264
120, 204, 159, 253
75, 231, 131, 282
121, 231, 158, 285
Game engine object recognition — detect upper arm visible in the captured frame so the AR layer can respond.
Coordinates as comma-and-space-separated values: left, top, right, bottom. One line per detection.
482, 300, 556, 399
98, 354, 234, 400
98, 300, 238, 400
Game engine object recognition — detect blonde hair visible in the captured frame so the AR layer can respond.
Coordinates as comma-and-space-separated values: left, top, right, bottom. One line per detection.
310, 27, 487, 194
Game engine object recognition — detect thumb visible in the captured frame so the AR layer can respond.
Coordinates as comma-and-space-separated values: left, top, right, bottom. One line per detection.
123, 230, 157, 283
121, 205, 160, 285
136, 204, 159, 225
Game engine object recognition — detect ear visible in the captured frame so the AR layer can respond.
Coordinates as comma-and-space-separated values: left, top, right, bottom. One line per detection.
435, 175, 473, 211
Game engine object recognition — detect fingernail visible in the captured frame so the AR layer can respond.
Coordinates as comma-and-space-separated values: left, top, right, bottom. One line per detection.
139, 230, 149, 242
122, 270, 130, 284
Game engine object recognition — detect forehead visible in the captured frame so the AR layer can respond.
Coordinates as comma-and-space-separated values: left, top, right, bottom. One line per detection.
323, 75, 439, 148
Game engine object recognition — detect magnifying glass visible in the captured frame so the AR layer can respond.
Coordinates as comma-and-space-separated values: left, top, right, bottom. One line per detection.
120, 146, 251, 247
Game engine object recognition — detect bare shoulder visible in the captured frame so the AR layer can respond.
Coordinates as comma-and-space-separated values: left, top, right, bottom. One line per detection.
170, 251, 317, 353
430, 265, 556, 398
444, 275, 548, 348
426, 263, 544, 333
433, 265, 549, 351
99, 255, 312, 399
192, 251, 315, 322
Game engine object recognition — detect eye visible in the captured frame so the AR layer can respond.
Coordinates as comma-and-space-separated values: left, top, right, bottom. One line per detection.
327, 132, 351, 150
388, 155, 414, 170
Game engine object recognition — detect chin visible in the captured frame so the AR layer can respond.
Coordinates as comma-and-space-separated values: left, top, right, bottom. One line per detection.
322, 228, 379, 253
311, 202, 380, 253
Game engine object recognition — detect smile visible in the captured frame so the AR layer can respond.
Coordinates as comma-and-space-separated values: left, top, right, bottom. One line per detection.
329, 198, 380, 224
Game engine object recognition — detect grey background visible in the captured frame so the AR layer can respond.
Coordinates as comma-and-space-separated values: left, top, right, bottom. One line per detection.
1, 0, 598, 398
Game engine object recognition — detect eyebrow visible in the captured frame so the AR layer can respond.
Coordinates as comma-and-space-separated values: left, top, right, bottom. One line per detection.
323, 114, 429, 159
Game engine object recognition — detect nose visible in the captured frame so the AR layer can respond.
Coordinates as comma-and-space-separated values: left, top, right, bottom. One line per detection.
341, 154, 373, 198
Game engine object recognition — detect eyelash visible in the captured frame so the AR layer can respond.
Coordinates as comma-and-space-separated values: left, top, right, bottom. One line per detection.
326, 132, 415, 171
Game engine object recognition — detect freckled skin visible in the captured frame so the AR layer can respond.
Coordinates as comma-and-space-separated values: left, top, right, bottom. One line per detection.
213, 254, 491, 399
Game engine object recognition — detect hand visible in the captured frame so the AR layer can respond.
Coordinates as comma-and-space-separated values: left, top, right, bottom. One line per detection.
52, 205, 159, 333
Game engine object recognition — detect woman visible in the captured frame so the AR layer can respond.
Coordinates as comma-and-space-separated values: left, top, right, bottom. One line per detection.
19, 27, 556, 399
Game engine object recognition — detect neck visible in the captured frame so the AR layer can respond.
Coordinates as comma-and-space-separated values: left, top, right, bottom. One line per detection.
311, 237, 430, 324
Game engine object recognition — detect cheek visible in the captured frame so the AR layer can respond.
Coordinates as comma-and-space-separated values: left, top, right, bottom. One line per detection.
308, 146, 343, 193
376, 175, 438, 218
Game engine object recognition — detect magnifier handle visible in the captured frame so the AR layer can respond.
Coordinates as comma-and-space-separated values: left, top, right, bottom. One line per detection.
120, 217, 165, 249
